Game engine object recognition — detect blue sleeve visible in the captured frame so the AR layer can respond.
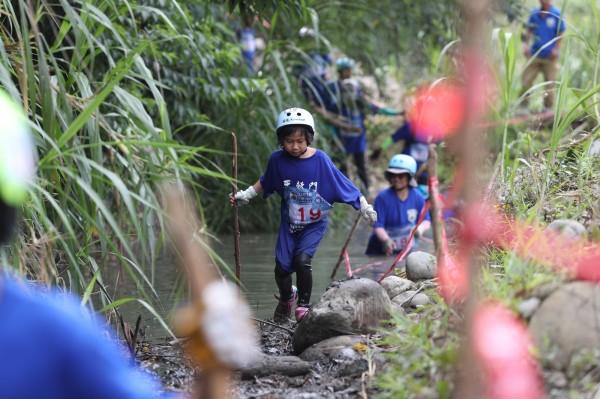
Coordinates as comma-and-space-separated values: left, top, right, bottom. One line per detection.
324, 154, 361, 208
391, 122, 412, 143
323, 81, 336, 112
259, 153, 278, 198
66, 319, 178, 399
0, 279, 178, 399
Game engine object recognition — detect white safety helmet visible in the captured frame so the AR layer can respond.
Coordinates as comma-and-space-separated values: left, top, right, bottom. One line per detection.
276, 107, 315, 134
276, 107, 315, 145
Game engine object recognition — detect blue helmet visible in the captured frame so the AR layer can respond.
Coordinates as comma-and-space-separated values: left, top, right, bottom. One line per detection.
386, 154, 418, 187
335, 57, 355, 71
387, 154, 417, 175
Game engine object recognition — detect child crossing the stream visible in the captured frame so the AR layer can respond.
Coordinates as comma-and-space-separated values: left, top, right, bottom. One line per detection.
230, 107, 377, 322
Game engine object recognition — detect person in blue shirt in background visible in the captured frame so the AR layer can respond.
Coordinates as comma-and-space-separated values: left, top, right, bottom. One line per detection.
520, 0, 566, 110
324, 57, 401, 192
231, 107, 377, 322
0, 90, 178, 399
366, 154, 430, 256
239, 16, 257, 75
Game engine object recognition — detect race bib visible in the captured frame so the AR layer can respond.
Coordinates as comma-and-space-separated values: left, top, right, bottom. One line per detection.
386, 225, 413, 251
285, 183, 332, 233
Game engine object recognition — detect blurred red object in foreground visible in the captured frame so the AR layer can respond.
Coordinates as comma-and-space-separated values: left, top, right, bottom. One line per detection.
436, 251, 468, 305
473, 303, 543, 399
409, 84, 466, 143
461, 201, 600, 282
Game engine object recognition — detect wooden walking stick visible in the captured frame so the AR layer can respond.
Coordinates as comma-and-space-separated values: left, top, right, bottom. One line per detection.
232, 132, 241, 286
330, 212, 362, 279
427, 144, 443, 258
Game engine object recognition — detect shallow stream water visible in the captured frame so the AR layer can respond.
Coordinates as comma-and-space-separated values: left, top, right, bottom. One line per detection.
112, 222, 434, 341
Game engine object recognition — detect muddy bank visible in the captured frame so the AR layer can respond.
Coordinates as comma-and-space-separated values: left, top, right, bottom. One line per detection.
138, 316, 388, 398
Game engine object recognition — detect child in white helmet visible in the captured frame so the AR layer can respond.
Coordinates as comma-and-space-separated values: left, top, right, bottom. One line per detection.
366, 154, 430, 256
231, 107, 377, 322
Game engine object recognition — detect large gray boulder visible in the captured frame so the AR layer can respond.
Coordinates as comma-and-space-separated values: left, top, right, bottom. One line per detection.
292, 277, 391, 354
528, 281, 600, 368
406, 251, 437, 281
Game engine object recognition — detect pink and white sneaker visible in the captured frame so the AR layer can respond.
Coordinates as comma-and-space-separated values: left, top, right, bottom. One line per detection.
273, 286, 297, 322
295, 305, 310, 322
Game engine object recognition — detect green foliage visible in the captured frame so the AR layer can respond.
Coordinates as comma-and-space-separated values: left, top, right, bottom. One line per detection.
375, 303, 460, 399
0, 0, 276, 328
376, 0, 600, 397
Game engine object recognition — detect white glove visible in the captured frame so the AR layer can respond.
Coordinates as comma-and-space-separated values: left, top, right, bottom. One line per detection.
233, 185, 257, 206
359, 196, 377, 224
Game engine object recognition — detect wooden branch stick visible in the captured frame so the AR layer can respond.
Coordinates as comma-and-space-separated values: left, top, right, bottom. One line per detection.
161, 186, 228, 399
427, 144, 443, 258
250, 317, 295, 334
232, 133, 241, 286
330, 213, 362, 280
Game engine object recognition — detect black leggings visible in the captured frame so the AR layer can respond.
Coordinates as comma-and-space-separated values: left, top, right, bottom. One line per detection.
274, 253, 313, 306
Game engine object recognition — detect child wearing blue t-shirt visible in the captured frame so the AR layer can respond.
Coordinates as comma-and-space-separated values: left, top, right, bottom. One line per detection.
366, 154, 430, 256
231, 107, 377, 322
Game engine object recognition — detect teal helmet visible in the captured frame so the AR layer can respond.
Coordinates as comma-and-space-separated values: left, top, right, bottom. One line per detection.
386, 154, 417, 187
335, 57, 355, 71
0, 90, 35, 206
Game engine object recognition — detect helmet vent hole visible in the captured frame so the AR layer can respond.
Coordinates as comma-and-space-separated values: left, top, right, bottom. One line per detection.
296, 112, 301, 116
287, 112, 291, 116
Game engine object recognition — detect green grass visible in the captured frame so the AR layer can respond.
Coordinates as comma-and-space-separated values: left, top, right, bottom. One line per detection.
373, 0, 600, 397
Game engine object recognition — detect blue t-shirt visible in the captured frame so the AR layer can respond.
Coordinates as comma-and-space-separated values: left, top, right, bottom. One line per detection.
240, 26, 256, 62
0, 274, 177, 399
260, 149, 362, 270
366, 187, 429, 255
527, 6, 566, 58
390, 121, 431, 180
